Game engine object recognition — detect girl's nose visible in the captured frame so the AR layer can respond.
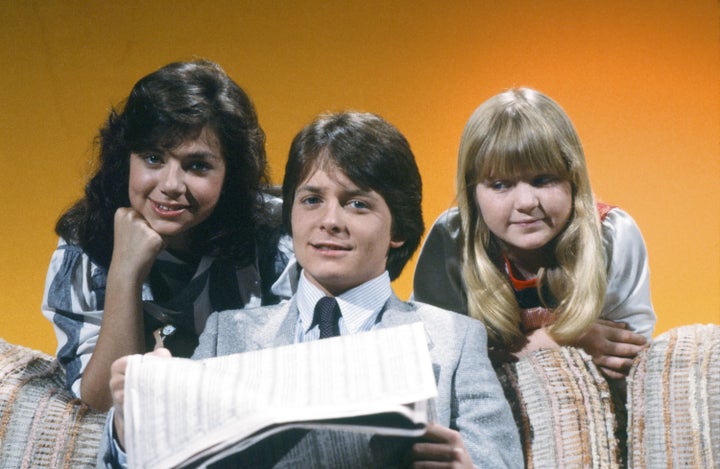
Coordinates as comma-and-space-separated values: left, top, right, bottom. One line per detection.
160, 162, 185, 195
514, 183, 540, 211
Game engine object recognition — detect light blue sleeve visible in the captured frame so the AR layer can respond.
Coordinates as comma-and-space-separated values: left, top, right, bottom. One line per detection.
41, 239, 106, 397
600, 208, 656, 339
96, 408, 128, 469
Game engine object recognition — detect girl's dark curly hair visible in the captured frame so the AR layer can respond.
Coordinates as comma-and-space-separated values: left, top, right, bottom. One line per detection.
56, 60, 270, 268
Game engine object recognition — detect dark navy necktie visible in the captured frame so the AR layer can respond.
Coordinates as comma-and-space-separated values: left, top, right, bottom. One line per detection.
315, 296, 341, 339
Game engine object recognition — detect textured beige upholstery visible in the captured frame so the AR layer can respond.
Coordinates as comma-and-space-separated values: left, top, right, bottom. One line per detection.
627, 324, 719, 468
0, 340, 106, 468
0, 324, 717, 468
495, 347, 620, 468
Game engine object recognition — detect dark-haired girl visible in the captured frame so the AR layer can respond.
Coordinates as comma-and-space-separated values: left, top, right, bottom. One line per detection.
42, 60, 294, 410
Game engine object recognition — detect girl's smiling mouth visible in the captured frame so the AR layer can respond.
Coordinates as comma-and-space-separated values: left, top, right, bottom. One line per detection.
152, 200, 190, 216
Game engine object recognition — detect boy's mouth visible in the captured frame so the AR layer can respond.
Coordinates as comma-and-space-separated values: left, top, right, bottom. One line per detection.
311, 242, 351, 251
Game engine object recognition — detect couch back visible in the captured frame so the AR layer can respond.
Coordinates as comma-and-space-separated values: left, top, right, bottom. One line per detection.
627, 323, 719, 468
0, 339, 107, 468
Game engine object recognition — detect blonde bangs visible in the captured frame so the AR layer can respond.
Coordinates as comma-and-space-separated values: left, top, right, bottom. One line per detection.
474, 114, 573, 184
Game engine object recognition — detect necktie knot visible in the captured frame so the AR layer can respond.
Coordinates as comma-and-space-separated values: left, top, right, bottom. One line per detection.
315, 297, 340, 339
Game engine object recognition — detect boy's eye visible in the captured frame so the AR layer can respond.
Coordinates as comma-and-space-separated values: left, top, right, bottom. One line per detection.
300, 195, 322, 206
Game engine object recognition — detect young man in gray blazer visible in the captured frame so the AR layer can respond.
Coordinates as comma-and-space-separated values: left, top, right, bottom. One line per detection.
102, 111, 522, 468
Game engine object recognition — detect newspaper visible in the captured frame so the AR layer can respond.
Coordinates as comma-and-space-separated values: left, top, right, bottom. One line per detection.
123, 322, 438, 468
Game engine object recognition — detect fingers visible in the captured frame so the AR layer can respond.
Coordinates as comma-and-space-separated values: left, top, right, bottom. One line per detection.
114, 207, 152, 235
420, 423, 462, 444
109, 356, 129, 404
109, 356, 129, 388
108, 355, 130, 447
594, 354, 635, 376
574, 320, 649, 379
579, 320, 647, 357
407, 445, 468, 468
607, 340, 645, 358
113, 207, 164, 247
149, 347, 172, 358
596, 319, 627, 329
109, 350, 172, 408
406, 424, 472, 468
600, 322, 647, 347
598, 365, 629, 380
111, 208, 165, 279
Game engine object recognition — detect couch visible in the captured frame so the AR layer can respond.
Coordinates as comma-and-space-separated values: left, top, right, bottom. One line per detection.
1, 324, 717, 468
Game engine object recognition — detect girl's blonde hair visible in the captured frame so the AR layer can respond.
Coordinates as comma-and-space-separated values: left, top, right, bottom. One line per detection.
457, 88, 606, 347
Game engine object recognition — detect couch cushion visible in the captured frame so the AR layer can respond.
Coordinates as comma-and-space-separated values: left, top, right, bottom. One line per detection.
495, 346, 620, 468
0, 339, 107, 468
627, 323, 720, 468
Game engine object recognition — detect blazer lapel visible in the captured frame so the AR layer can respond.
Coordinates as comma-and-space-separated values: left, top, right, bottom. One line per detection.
271, 298, 300, 348
237, 300, 298, 352
376, 295, 435, 353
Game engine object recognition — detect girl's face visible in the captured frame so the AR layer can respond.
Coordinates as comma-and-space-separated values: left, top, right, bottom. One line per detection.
128, 126, 226, 251
475, 170, 572, 262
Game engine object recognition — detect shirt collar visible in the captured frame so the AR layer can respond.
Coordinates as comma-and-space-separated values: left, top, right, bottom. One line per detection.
296, 270, 393, 335
503, 255, 538, 291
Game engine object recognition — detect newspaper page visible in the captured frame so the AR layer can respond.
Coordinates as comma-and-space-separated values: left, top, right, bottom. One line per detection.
124, 322, 438, 468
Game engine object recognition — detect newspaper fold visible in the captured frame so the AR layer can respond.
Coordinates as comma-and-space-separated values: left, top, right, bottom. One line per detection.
124, 322, 438, 468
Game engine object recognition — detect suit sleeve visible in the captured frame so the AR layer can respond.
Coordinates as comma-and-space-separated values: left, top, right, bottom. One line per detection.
192, 312, 220, 359
454, 319, 523, 468
412, 209, 468, 315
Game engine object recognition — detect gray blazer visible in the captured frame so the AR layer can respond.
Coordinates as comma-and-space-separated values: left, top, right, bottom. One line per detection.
191, 295, 522, 468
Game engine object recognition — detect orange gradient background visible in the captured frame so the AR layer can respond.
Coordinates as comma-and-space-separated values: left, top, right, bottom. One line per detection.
1, 1, 718, 354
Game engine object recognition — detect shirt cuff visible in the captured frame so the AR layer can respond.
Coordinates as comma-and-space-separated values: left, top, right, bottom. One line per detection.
105, 407, 128, 468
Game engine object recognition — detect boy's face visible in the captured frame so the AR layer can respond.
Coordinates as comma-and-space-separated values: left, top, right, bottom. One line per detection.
291, 163, 404, 296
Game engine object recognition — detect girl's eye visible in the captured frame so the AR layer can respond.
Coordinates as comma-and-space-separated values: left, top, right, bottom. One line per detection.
487, 180, 511, 191
142, 153, 163, 165
532, 175, 559, 186
188, 161, 212, 172
348, 200, 369, 210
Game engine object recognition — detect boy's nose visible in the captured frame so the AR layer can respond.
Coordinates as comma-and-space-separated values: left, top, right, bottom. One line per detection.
320, 202, 344, 232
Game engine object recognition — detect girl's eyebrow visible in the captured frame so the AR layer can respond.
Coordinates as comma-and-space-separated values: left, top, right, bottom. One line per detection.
167, 149, 223, 162
133, 147, 162, 154
186, 151, 222, 160
135, 147, 222, 161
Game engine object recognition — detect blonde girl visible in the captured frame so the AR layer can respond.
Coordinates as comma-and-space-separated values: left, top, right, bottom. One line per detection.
413, 88, 655, 378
